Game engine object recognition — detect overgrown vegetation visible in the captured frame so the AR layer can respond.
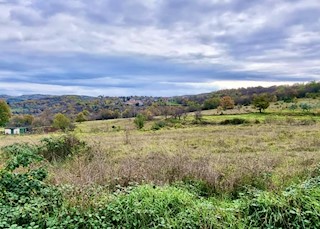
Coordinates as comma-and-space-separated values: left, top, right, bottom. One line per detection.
38, 134, 89, 162
0, 140, 320, 228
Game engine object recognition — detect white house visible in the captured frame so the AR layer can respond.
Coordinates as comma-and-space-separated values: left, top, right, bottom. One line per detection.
4, 127, 29, 135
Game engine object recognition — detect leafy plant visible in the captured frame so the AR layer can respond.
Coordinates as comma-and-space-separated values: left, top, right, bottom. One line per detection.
0, 99, 11, 127
100, 185, 236, 228
300, 103, 312, 112
0, 144, 62, 228
38, 134, 89, 162
134, 114, 146, 130
151, 120, 166, 130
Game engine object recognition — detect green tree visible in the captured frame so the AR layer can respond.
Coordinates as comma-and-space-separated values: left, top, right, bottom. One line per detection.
134, 114, 146, 130
53, 113, 72, 131
252, 94, 270, 113
203, 97, 220, 110
0, 100, 11, 127
187, 101, 201, 112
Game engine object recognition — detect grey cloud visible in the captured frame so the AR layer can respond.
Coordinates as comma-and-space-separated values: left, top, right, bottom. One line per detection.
10, 7, 44, 26
0, 0, 320, 96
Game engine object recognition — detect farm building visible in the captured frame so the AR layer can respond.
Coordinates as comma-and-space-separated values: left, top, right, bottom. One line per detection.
4, 127, 29, 135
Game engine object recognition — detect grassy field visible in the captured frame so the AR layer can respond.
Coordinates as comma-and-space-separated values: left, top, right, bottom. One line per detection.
1, 108, 320, 190
1, 105, 320, 227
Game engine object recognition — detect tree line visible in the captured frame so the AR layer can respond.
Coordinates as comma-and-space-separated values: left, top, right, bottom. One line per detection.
1, 81, 320, 130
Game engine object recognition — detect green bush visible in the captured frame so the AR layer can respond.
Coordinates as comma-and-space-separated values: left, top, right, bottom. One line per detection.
300, 103, 312, 112
151, 120, 166, 130
220, 118, 249, 125
134, 114, 146, 130
100, 185, 237, 228
0, 145, 62, 228
38, 134, 89, 162
1, 143, 41, 167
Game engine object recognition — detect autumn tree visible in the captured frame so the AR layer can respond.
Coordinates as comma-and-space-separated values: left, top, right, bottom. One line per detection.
122, 108, 135, 118
140, 109, 154, 121
252, 94, 270, 113
8, 114, 34, 127
53, 113, 72, 131
32, 110, 53, 127
99, 109, 120, 120
171, 106, 186, 120
220, 96, 235, 110
0, 100, 11, 127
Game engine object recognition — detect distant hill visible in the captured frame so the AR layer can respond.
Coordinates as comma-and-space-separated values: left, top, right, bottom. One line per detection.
0, 94, 156, 116
0, 94, 55, 103
1, 81, 320, 117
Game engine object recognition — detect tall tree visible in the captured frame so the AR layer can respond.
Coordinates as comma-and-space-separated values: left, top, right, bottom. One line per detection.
0, 100, 11, 127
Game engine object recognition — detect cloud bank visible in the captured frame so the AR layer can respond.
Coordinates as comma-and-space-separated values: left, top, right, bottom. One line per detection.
0, 0, 319, 96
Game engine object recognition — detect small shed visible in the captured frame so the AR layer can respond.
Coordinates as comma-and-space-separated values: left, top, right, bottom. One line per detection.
4, 127, 29, 135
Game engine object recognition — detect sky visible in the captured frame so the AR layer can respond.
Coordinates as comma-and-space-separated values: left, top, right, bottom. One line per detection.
0, 0, 319, 96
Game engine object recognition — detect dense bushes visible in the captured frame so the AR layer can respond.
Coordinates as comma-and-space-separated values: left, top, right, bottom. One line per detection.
242, 176, 320, 228
0, 144, 62, 228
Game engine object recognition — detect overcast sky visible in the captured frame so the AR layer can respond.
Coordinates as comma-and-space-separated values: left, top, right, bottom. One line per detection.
0, 0, 319, 96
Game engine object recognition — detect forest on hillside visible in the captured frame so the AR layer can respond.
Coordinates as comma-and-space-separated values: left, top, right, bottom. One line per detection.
1, 81, 320, 129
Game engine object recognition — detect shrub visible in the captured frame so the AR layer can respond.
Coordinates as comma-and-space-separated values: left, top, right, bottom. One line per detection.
289, 104, 298, 110
299, 118, 317, 125
151, 120, 166, 130
1, 143, 40, 162
193, 111, 203, 124
220, 118, 248, 125
134, 114, 146, 130
300, 103, 312, 112
0, 145, 62, 228
38, 134, 89, 162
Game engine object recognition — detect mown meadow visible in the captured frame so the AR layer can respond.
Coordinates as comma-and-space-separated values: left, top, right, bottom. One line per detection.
1, 102, 320, 228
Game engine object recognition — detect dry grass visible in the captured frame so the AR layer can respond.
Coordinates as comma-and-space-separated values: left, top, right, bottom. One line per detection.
1, 112, 320, 194
42, 121, 320, 194
0, 134, 44, 148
